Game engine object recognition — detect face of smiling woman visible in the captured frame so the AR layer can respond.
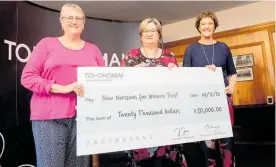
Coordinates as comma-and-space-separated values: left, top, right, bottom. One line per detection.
60, 6, 85, 39
199, 17, 215, 38
140, 22, 160, 46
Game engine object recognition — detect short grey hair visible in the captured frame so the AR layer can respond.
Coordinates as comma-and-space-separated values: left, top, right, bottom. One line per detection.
60, 3, 86, 20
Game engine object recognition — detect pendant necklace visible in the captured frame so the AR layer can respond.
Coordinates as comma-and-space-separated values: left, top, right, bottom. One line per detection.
200, 42, 215, 65
143, 47, 159, 63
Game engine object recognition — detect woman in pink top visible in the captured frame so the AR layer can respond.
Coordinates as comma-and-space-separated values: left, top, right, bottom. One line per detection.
20, 3, 104, 167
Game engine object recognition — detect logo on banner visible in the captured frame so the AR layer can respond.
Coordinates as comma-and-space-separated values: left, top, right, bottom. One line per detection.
0, 132, 35, 167
103, 53, 125, 67
0, 132, 4, 162
4, 39, 124, 67
4, 39, 34, 63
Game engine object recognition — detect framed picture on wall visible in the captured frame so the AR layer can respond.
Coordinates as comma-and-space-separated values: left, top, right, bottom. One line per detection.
232, 53, 254, 68
237, 67, 254, 82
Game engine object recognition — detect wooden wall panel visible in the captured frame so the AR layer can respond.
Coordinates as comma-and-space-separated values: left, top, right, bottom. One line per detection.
268, 29, 275, 67
230, 43, 267, 105
164, 22, 275, 106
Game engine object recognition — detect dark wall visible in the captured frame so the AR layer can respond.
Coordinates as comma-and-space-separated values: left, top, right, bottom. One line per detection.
0, 2, 140, 167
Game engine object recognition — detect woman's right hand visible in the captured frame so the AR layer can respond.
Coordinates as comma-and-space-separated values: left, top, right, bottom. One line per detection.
64, 82, 84, 96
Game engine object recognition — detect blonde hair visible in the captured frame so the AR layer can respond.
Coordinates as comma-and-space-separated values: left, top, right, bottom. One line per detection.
195, 10, 219, 33
60, 3, 86, 21
139, 18, 162, 41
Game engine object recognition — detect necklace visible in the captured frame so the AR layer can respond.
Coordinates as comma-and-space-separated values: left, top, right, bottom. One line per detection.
143, 47, 159, 59
200, 43, 215, 65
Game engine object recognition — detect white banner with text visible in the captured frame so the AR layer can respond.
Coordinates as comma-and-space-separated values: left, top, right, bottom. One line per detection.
76, 67, 233, 156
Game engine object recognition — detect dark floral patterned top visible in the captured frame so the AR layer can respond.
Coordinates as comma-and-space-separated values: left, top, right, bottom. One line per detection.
120, 48, 188, 167
120, 48, 179, 67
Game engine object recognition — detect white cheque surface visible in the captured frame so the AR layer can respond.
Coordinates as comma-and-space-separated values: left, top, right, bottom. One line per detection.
77, 67, 233, 156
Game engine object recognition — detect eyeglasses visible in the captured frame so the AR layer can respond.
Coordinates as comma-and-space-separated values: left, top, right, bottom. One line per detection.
62, 16, 85, 23
143, 29, 158, 34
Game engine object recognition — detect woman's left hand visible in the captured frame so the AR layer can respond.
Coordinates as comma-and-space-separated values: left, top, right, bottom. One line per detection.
168, 63, 177, 69
225, 85, 234, 94
206, 64, 216, 72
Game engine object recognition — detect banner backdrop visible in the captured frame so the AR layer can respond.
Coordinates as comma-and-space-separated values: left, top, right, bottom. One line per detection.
0, 2, 140, 166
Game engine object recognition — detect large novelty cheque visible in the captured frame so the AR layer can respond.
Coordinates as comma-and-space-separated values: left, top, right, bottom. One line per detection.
76, 67, 233, 155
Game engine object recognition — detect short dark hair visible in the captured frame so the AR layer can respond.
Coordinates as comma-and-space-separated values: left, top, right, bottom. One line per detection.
195, 10, 219, 33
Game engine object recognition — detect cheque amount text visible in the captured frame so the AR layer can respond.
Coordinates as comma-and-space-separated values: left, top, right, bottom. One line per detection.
194, 107, 222, 114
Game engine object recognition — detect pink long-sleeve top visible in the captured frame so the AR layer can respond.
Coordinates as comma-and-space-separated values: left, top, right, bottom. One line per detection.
21, 37, 105, 120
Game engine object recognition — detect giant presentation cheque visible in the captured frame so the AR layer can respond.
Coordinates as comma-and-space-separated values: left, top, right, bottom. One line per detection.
77, 67, 233, 156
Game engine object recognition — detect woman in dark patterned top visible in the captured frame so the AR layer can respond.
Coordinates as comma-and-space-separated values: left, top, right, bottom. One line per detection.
120, 18, 188, 167
182, 11, 237, 167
